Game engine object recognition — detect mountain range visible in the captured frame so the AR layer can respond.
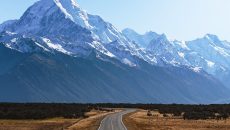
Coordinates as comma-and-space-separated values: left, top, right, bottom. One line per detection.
123, 29, 230, 88
0, 0, 229, 104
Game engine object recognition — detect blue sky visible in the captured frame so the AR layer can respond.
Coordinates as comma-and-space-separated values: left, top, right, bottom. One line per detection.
0, 0, 230, 41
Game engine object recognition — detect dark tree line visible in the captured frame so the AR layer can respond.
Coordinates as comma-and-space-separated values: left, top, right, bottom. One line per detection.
90, 103, 230, 120
0, 103, 91, 119
1, 103, 230, 120
134, 104, 230, 120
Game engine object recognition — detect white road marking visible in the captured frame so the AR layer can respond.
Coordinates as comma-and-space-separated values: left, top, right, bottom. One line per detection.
98, 109, 135, 130
98, 115, 108, 130
121, 114, 128, 130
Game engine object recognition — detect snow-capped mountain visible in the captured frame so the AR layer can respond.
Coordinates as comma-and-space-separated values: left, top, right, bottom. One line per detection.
0, 0, 158, 67
123, 30, 230, 87
0, 0, 229, 103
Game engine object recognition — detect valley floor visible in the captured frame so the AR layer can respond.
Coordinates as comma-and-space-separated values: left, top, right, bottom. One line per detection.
0, 110, 113, 130
124, 110, 230, 130
0, 118, 78, 130
2, 108, 230, 130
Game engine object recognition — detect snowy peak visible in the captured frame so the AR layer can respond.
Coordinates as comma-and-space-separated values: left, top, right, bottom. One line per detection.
0, 0, 159, 67
204, 34, 220, 42
201, 34, 226, 48
19, 0, 91, 30
54, 0, 80, 8
138, 31, 230, 86
0, 0, 95, 35
52, 0, 91, 29
188, 34, 222, 47
122, 28, 160, 47
148, 34, 169, 48
145, 31, 159, 38
122, 28, 140, 39
154, 34, 168, 41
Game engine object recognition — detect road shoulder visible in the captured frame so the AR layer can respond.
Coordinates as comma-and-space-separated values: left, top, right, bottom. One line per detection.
123, 110, 141, 130
67, 110, 114, 130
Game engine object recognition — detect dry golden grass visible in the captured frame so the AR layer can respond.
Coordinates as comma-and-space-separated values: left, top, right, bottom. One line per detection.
67, 109, 116, 130
0, 109, 114, 130
124, 110, 230, 130
0, 118, 79, 130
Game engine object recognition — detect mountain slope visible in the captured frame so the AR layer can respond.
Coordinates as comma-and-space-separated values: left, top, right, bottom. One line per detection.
0, 44, 228, 103
0, 0, 229, 103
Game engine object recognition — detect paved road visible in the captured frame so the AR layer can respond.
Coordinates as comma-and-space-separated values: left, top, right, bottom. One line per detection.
98, 109, 136, 130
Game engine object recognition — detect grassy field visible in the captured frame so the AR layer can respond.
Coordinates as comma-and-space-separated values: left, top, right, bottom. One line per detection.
124, 110, 230, 130
0, 118, 78, 130
2, 103, 230, 130
67, 110, 115, 130
0, 109, 113, 130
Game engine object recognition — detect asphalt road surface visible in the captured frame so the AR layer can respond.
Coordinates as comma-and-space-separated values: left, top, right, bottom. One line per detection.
98, 109, 136, 130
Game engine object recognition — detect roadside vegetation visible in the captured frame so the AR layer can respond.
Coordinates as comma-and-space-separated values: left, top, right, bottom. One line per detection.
1, 103, 230, 130
0, 103, 114, 130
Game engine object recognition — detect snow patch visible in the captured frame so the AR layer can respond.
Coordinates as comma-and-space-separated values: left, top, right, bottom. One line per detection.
90, 41, 115, 57
42, 37, 70, 54
206, 60, 215, 68
178, 52, 185, 58
175, 41, 190, 50
5, 31, 17, 35
54, 0, 73, 20
122, 58, 136, 67
5, 43, 14, 50
10, 38, 17, 43
192, 67, 202, 73
35, 42, 50, 52
214, 46, 230, 57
